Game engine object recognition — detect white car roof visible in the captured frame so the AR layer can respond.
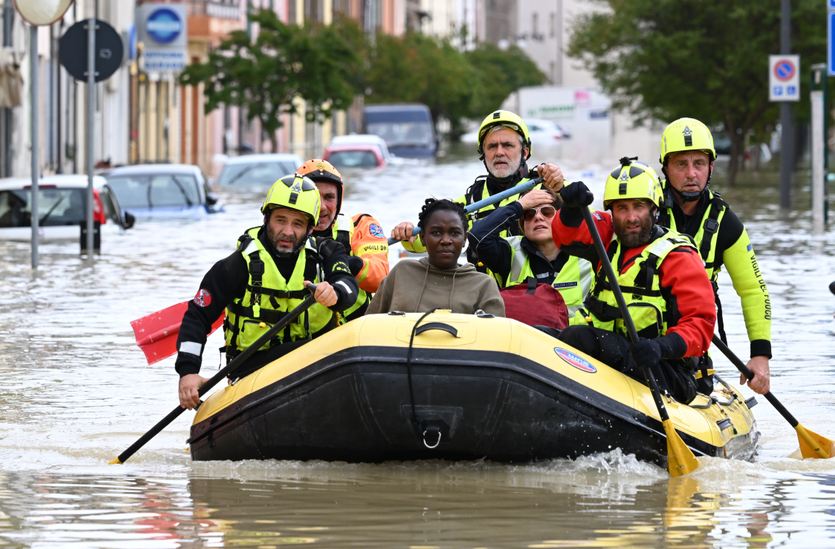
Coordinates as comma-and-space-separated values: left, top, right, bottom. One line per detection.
105, 163, 203, 177
0, 175, 107, 190
328, 135, 391, 157
221, 153, 303, 166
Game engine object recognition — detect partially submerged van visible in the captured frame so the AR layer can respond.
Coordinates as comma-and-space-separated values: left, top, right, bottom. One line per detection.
363, 103, 438, 158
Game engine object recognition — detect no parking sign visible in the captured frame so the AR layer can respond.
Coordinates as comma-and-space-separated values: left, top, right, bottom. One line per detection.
769, 55, 800, 102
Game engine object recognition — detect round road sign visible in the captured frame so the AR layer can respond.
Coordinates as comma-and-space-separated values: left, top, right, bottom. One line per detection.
773, 59, 797, 82
58, 19, 124, 83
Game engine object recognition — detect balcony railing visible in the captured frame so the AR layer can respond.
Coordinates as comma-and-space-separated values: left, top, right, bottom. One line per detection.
185, 0, 242, 20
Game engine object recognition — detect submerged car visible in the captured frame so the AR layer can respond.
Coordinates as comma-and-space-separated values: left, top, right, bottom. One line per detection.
323, 143, 386, 169
215, 153, 303, 190
103, 163, 222, 221
0, 175, 118, 241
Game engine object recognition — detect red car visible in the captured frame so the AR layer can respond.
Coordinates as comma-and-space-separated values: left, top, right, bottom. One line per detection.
323, 143, 386, 169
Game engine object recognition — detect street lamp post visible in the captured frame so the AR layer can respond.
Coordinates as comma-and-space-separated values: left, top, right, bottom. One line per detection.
13, 0, 75, 269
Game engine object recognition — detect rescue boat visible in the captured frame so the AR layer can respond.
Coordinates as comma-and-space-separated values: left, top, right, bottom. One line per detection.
188, 310, 759, 465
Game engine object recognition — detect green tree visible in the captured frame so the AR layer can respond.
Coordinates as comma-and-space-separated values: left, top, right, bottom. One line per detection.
365, 32, 477, 135
568, 0, 824, 184
179, 10, 366, 151
464, 43, 547, 119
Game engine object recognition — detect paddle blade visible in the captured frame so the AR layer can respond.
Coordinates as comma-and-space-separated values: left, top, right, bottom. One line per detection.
662, 419, 700, 477
796, 424, 834, 459
130, 301, 224, 365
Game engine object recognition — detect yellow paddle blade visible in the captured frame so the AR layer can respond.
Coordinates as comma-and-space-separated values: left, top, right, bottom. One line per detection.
796, 424, 834, 459
662, 419, 700, 477
108, 457, 123, 465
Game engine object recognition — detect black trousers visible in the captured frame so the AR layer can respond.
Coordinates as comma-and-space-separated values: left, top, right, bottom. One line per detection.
559, 325, 697, 403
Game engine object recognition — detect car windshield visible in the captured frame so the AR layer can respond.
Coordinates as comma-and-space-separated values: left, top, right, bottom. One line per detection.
217, 161, 298, 187
366, 122, 433, 147
0, 187, 86, 227
106, 174, 201, 209
327, 151, 380, 168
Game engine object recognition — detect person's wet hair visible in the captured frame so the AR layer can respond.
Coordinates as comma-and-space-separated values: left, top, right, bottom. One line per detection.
417, 198, 467, 232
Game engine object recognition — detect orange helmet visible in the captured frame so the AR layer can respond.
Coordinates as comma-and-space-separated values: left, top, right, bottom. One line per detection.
297, 159, 344, 217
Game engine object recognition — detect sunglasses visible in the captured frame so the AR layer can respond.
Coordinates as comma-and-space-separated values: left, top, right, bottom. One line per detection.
522, 205, 556, 221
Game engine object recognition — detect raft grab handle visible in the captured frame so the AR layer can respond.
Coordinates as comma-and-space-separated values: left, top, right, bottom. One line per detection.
414, 322, 459, 338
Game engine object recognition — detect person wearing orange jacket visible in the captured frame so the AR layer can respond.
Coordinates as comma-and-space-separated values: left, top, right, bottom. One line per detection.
297, 159, 389, 320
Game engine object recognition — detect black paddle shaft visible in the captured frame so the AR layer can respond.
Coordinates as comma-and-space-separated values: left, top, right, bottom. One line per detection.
112, 288, 318, 464
580, 208, 673, 422
710, 334, 799, 428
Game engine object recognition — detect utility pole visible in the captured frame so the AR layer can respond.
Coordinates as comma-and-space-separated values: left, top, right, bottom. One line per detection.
779, 0, 794, 209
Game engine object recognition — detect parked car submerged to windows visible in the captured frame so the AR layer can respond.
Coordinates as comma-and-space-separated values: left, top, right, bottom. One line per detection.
323, 143, 386, 169
215, 153, 303, 190
103, 163, 222, 221
0, 175, 117, 241
363, 104, 438, 158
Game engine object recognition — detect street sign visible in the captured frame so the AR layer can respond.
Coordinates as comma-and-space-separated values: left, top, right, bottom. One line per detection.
58, 19, 124, 82
829, 8, 835, 76
769, 55, 800, 102
136, 4, 187, 73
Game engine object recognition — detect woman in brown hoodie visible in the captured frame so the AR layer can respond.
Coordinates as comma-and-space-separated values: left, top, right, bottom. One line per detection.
367, 199, 505, 316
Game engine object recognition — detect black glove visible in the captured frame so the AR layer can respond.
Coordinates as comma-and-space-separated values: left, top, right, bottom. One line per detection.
560, 181, 594, 208
347, 255, 364, 276
631, 337, 662, 370
316, 237, 347, 258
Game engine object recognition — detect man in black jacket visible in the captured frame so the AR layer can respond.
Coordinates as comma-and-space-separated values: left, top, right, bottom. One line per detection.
175, 174, 357, 409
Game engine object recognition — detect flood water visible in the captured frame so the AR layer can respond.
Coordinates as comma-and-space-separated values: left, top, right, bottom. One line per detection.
1, 149, 834, 548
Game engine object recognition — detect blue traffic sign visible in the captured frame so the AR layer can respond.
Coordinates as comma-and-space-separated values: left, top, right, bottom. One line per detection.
146, 7, 183, 45
774, 60, 796, 81
830, 12, 835, 76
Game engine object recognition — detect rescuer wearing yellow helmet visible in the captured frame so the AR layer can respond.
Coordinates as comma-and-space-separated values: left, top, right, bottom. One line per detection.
389, 110, 566, 263
297, 159, 389, 321
658, 117, 772, 396
175, 174, 358, 409
551, 158, 717, 404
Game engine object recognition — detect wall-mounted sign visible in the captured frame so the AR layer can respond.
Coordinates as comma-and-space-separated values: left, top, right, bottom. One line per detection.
136, 3, 187, 73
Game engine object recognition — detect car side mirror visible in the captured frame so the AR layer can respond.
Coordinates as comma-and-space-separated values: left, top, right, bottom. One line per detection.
122, 211, 136, 230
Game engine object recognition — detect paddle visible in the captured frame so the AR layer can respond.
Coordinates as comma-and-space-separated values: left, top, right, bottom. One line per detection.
387, 176, 544, 245
131, 301, 224, 365
711, 335, 833, 459
579, 206, 699, 476
110, 286, 319, 464
830, 280, 835, 295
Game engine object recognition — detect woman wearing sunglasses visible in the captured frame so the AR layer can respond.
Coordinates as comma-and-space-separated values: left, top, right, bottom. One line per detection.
468, 188, 592, 327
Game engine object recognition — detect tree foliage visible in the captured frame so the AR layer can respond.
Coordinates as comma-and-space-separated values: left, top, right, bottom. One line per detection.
567, 0, 824, 183
464, 43, 547, 119
365, 32, 479, 135
179, 11, 364, 151
180, 9, 548, 146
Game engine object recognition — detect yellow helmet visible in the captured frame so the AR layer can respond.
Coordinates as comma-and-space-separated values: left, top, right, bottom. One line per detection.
477, 110, 532, 159
603, 158, 663, 209
261, 174, 321, 227
659, 117, 716, 164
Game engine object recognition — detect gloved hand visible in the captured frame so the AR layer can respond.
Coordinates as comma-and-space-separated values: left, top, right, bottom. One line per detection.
560, 181, 594, 208
347, 255, 364, 276
316, 237, 347, 258
631, 337, 662, 371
